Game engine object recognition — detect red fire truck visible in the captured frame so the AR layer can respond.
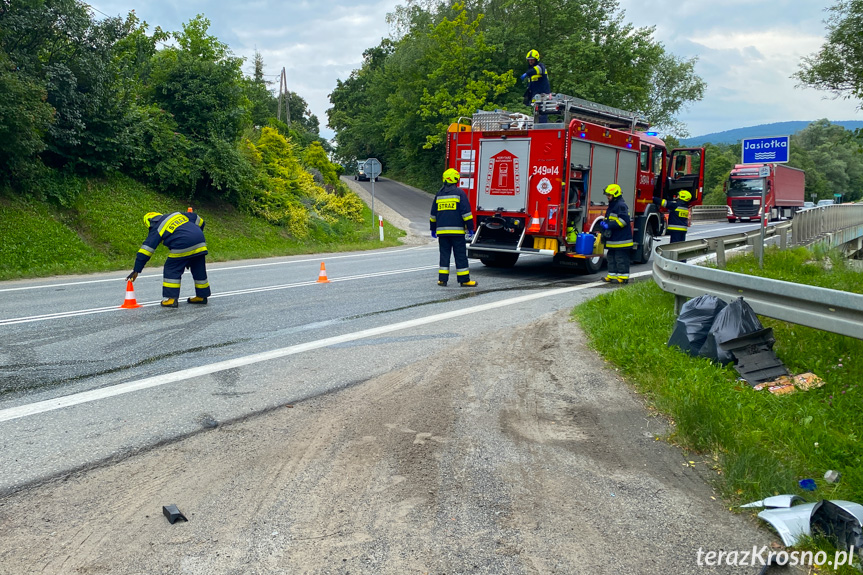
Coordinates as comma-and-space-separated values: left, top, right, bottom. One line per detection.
445, 94, 705, 272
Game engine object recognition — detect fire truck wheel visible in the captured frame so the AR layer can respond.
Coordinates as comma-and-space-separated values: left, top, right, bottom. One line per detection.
632, 234, 654, 265
580, 255, 602, 274
479, 254, 519, 268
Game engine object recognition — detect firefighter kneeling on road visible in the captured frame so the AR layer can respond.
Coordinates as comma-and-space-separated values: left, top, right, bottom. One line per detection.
599, 183, 633, 284
430, 168, 477, 287
126, 211, 212, 308
654, 189, 692, 244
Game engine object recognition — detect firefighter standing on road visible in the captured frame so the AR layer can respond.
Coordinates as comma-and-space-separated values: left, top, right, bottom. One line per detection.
126, 210, 212, 308
654, 189, 692, 244
599, 184, 633, 284
431, 169, 477, 287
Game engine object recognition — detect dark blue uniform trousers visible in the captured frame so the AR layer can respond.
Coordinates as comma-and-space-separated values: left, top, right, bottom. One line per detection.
438, 234, 471, 284
162, 254, 211, 299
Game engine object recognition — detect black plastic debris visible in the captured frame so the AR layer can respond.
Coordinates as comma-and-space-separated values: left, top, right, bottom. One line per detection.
163, 504, 188, 524
698, 297, 764, 365
667, 295, 727, 356
811, 500, 863, 555
719, 327, 789, 386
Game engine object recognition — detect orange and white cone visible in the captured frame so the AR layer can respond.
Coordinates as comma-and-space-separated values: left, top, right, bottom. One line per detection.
527, 210, 542, 233
120, 280, 142, 309
316, 262, 330, 283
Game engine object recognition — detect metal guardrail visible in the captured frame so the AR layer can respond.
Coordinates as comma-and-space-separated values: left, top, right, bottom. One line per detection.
652, 205, 863, 339
790, 203, 863, 247
690, 205, 728, 221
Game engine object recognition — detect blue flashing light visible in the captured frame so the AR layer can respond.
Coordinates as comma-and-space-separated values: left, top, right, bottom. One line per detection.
645, 131, 658, 137
626, 143, 632, 148
579, 132, 586, 138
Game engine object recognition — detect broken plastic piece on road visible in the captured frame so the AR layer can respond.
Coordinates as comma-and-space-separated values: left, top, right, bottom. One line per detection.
799, 479, 817, 491
162, 504, 187, 524
740, 494, 806, 509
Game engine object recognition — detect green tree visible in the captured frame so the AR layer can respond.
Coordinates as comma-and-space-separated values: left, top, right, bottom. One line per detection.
0, 50, 54, 182
415, 5, 515, 148
245, 51, 277, 128
702, 142, 738, 205
148, 15, 247, 142
795, 0, 863, 103
792, 119, 863, 202
303, 141, 338, 186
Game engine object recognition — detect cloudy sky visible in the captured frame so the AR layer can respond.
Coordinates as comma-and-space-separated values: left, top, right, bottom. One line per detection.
90, 0, 862, 139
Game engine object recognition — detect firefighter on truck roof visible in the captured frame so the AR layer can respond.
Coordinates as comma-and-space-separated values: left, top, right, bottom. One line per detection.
126, 210, 212, 308
430, 168, 477, 287
599, 184, 633, 284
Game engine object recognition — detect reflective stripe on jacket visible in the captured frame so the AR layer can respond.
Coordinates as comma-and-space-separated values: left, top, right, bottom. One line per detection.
659, 198, 690, 232
430, 183, 474, 235
133, 211, 208, 272
604, 197, 633, 249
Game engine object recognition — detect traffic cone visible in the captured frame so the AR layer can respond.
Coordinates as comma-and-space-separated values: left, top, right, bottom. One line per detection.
316, 262, 330, 283
120, 281, 142, 309
527, 210, 542, 233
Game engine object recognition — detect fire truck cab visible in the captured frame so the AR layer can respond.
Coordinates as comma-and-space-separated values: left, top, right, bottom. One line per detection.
445, 94, 705, 273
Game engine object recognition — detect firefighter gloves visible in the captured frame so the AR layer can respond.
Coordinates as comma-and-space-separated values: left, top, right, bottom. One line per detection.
126, 271, 138, 282
431, 231, 437, 238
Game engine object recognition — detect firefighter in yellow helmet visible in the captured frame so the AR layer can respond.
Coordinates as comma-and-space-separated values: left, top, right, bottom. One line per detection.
430, 168, 477, 287
599, 183, 633, 283
125, 210, 211, 307
654, 189, 692, 244
520, 49, 551, 121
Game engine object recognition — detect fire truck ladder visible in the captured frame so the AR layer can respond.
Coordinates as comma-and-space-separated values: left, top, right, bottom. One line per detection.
535, 94, 650, 132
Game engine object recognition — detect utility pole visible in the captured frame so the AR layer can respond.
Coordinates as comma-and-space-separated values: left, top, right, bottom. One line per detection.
277, 67, 291, 126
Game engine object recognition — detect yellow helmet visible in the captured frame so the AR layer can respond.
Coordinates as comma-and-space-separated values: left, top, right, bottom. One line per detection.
442, 168, 461, 183
678, 190, 692, 202
143, 212, 162, 227
526, 49, 540, 60
603, 183, 622, 198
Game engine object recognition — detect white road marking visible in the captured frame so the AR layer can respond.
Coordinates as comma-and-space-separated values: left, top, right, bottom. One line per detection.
0, 265, 438, 326
0, 270, 651, 423
0, 245, 433, 293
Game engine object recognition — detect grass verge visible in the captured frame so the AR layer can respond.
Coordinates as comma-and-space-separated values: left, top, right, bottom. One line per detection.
572, 246, 862, 573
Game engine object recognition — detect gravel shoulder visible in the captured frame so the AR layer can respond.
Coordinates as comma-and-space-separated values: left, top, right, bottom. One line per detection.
0, 310, 782, 574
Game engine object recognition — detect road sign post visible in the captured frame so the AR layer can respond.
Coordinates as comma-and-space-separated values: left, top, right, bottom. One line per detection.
364, 158, 382, 229
742, 136, 790, 164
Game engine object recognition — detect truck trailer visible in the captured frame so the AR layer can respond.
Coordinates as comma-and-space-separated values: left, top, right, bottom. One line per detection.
445, 94, 705, 273
725, 163, 805, 222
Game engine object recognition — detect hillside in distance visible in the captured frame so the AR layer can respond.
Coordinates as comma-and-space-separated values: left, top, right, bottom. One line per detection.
679, 120, 863, 146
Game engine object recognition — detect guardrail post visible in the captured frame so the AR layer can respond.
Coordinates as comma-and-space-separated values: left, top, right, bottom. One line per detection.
748, 235, 761, 261
715, 239, 726, 267
779, 227, 787, 250
674, 294, 687, 315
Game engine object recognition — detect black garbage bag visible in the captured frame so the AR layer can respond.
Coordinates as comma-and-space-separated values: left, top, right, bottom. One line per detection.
698, 297, 764, 365
667, 295, 728, 356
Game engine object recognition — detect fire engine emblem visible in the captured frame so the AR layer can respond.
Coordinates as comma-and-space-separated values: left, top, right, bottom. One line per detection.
537, 177, 553, 195
485, 150, 520, 196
